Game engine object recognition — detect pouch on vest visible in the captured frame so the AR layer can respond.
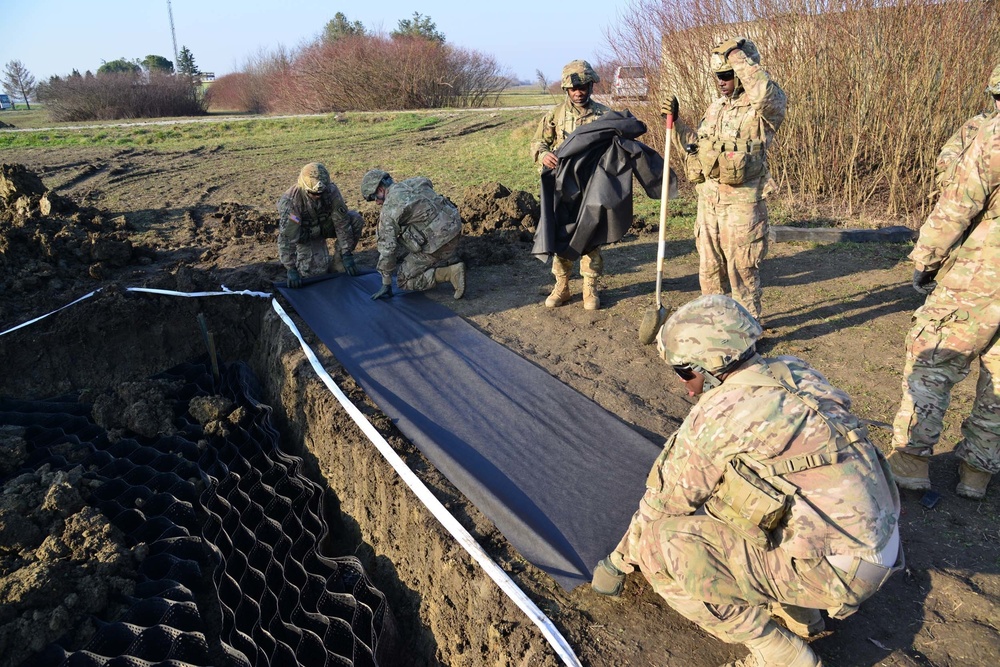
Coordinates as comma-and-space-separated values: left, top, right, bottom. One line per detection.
717, 149, 765, 186
697, 138, 720, 180
401, 225, 428, 253
705, 456, 791, 550
319, 214, 337, 239
685, 153, 705, 183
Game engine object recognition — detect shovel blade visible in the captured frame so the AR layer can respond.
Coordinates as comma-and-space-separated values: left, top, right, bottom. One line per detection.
638, 305, 668, 345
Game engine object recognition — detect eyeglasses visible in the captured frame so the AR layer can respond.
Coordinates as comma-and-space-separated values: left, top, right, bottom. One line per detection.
673, 365, 697, 381
716, 70, 736, 82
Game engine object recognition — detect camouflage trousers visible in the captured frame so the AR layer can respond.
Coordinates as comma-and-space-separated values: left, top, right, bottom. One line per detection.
695, 197, 768, 321
552, 248, 603, 278
891, 290, 1000, 473
394, 237, 461, 291
616, 515, 889, 645
280, 212, 364, 278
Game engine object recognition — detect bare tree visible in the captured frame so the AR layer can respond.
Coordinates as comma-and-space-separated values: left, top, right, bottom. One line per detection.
3, 60, 37, 110
535, 69, 548, 93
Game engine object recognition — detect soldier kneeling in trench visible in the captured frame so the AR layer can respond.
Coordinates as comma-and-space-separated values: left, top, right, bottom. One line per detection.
278, 162, 364, 288
592, 295, 902, 667
360, 169, 466, 301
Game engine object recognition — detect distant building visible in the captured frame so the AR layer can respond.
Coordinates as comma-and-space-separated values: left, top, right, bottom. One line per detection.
200, 72, 215, 82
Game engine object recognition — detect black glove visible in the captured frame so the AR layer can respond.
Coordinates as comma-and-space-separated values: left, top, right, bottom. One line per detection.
286, 268, 302, 289
684, 143, 699, 155
912, 268, 938, 295
370, 284, 393, 300
342, 253, 359, 276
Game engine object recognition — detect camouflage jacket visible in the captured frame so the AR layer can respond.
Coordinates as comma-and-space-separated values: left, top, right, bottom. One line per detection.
277, 183, 358, 269
620, 356, 899, 561
675, 49, 787, 204
376, 177, 462, 278
936, 112, 997, 185
530, 96, 611, 165
911, 114, 1000, 300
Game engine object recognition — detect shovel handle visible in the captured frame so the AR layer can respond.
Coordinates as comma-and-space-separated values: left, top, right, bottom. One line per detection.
655, 114, 673, 309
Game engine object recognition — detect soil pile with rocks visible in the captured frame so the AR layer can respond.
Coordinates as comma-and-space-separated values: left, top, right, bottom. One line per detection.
0, 164, 155, 325
458, 182, 539, 267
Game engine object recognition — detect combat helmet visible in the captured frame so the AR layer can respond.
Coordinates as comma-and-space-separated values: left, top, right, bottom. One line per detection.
561, 60, 600, 88
657, 294, 762, 388
298, 162, 330, 195
987, 63, 1000, 96
710, 37, 760, 74
361, 169, 392, 201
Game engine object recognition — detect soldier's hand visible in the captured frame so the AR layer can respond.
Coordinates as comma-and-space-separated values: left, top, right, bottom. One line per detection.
660, 96, 679, 120
591, 557, 625, 597
286, 268, 302, 289
684, 143, 699, 155
713, 37, 746, 58
371, 284, 393, 301
912, 268, 938, 295
541, 152, 559, 169
342, 253, 359, 276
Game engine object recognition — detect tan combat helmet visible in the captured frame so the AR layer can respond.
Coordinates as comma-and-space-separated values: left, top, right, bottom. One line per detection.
657, 294, 762, 388
986, 63, 1000, 96
298, 162, 330, 195
710, 37, 760, 74
561, 60, 600, 88
361, 169, 392, 201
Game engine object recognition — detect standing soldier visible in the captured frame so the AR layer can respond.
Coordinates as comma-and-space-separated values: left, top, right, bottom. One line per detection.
592, 295, 901, 667
277, 162, 363, 288
531, 59, 611, 310
671, 38, 787, 323
887, 72, 1000, 500
360, 169, 466, 301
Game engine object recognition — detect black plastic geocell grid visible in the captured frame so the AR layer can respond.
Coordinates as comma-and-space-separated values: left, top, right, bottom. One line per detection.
3, 360, 394, 667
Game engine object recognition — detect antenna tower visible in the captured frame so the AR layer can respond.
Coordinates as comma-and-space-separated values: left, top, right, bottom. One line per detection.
167, 0, 179, 66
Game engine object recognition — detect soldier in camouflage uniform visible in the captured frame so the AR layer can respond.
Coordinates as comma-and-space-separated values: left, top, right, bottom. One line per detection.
277, 162, 364, 288
887, 68, 1000, 500
670, 38, 787, 323
360, 169, 466, 301
530, 59, 611, 310
592, 295, 901, 667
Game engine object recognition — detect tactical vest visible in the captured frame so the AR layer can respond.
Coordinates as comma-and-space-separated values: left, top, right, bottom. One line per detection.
704, 360, 878, 550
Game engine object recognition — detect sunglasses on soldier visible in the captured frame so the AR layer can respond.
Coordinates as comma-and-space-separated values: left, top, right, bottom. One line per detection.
716, 70, 736, 82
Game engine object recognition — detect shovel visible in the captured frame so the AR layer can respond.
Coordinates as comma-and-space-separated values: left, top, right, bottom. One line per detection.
639, 107, 674, 345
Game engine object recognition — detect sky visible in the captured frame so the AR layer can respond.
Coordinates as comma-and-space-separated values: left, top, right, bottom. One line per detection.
0, 1, 630, 85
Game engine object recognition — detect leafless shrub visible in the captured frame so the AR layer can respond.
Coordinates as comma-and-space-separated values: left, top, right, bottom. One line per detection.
606, 0, 1000, 223
40, 72, 205, 121
205, 47, 295, 115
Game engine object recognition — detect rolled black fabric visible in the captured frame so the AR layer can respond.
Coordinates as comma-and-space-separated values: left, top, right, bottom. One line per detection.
278, 273, 661, 589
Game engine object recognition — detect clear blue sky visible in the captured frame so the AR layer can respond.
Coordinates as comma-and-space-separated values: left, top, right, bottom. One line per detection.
0, 1, 627, 84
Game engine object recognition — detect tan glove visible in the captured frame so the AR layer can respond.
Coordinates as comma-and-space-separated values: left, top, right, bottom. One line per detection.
660, 96, 679, 120
712, 37, 746, 58
591, 557, 625, 597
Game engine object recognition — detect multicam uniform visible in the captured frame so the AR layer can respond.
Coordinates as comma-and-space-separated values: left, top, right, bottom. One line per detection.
376, 177, 462, 291
277, 182, 363, 277
531, 96, 611, 280
612, 355, 900, 646
891, 115, 1000, 474
676, 48, 787, 321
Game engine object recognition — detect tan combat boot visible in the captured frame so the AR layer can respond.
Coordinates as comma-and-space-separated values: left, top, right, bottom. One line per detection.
956, 461, 991, 500
886, 450, 931, 491
723, 622, 822, 667
545, 275, 571, 308
582, 276, 601, 310
434, 262, 466, 299
769, 603, 825, 638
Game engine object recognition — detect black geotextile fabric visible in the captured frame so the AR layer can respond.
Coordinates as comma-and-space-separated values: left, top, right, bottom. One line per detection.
2, 359, 394, 667
278, 273, 662, 590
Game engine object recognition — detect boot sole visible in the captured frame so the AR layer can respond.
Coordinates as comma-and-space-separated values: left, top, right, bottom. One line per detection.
955, 484, 987, 500
894, 476, 932, 491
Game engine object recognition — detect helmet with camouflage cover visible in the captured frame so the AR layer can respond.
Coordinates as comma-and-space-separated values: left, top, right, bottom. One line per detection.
298, 162, 330, 195
710, 37, 760, 73
657, 294, 762, 387
361, 169, 393, 201
561, 60, 600, 88
987, 63, 1000, 96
